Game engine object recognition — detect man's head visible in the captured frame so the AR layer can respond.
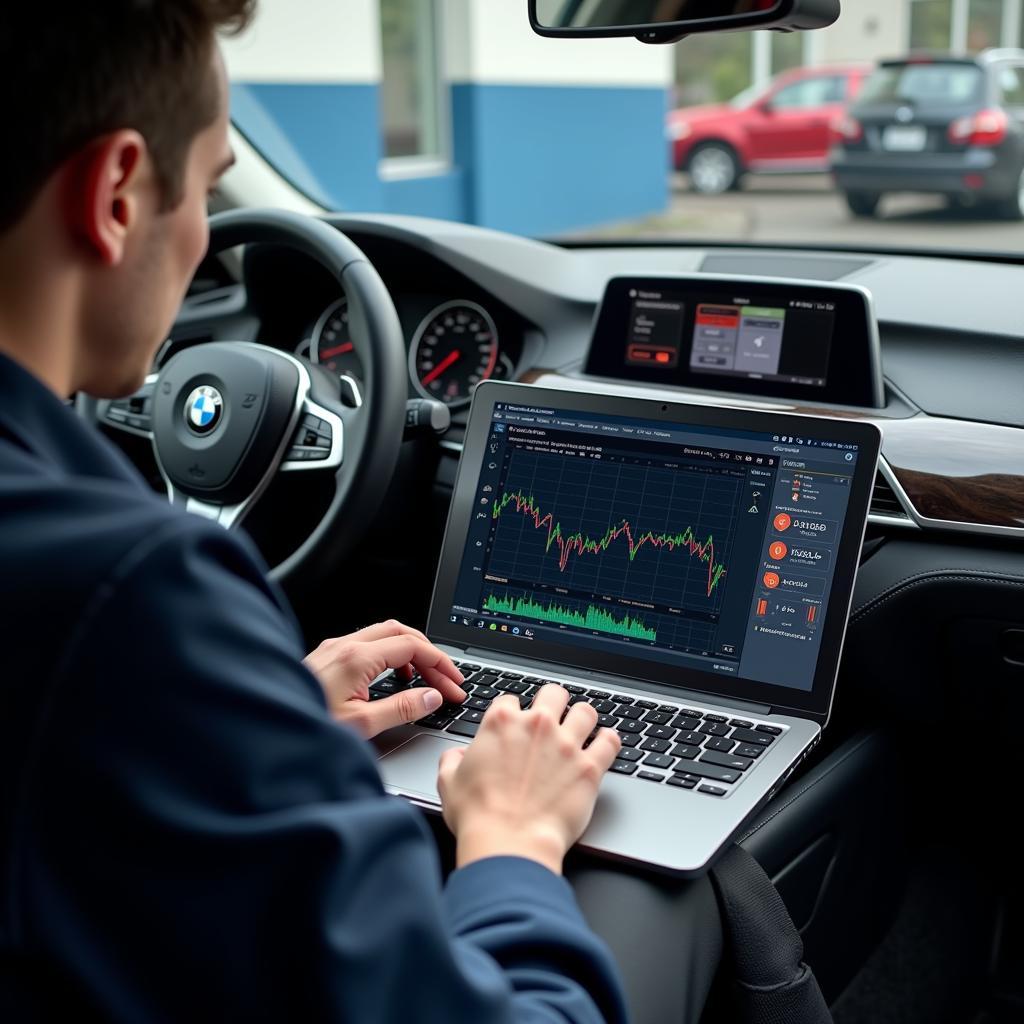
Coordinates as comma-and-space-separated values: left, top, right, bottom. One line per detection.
0, 1, 255, 397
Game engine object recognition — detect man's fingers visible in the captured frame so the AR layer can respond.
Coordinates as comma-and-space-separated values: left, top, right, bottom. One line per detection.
347, 686, 446, 738
365, 635, 463, 687
482, 692, 521, 724
561, 700, 598, 744
343, 620, 431, 645
530, 682, 570, 720
436, 745, 466, 799
418, 665, 467, 705
585, 728, 621, 773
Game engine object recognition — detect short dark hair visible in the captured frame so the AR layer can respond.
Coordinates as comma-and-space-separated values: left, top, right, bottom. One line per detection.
0, 1, 255, 232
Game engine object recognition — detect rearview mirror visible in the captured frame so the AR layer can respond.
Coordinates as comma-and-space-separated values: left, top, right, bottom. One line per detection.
529, 0, 840, 44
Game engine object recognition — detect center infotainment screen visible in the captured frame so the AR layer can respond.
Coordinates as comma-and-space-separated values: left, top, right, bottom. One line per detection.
586, 275, 883, 408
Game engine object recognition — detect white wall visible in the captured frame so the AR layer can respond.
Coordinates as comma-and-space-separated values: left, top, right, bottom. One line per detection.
221, 0, 381, 83
814, 0, 908, 66
444, 0, 673, 87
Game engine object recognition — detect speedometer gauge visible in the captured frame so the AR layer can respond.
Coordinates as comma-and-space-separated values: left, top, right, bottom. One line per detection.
410, 300, 499, 406
312, 297, 363, 381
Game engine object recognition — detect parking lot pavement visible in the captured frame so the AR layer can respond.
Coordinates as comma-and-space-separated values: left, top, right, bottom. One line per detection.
578, 174, 1024, 252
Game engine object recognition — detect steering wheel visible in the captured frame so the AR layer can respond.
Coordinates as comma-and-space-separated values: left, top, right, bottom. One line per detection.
83, 208, 408, 588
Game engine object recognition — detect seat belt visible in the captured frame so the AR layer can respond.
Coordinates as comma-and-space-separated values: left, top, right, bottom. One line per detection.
709, 844, 833, 1024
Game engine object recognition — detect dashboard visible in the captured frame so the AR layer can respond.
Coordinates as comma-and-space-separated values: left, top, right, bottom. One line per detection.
166, 214, 1024, 547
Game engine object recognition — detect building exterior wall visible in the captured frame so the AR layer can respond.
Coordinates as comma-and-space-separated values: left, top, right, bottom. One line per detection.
815, 1, 909, 66
222, 0, 672, 236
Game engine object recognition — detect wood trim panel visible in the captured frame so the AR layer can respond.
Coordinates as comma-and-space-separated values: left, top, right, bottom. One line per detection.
878, 418, 1024, 529
520, 371, 1024, 531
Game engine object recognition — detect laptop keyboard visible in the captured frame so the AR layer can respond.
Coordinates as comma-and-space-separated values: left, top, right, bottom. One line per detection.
369, 661, 788, 799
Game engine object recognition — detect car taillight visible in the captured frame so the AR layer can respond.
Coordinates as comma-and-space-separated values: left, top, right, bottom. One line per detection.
948, 108, 1008, 146
831, 115, 863, 144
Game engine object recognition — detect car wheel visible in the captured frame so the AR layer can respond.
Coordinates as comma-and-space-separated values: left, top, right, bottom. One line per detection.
688, 143, 740, 195
843, 190, 882, 218
992, 167, 1024, 221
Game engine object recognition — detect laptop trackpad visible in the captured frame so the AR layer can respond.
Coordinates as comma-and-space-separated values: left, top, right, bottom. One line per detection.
379, 734, 462, 803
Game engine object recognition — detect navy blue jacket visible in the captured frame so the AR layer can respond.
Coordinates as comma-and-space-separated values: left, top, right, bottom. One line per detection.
0, 352, 627, 1023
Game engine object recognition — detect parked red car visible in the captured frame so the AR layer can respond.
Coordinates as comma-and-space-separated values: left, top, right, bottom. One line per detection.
669, 64, 870, 193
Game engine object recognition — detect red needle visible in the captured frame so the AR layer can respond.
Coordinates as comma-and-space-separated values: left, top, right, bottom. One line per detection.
420, 349, 460, 386
320, 342, 354, 359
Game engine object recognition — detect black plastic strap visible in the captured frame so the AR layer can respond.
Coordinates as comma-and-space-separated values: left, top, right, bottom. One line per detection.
709, 844, 832, 1024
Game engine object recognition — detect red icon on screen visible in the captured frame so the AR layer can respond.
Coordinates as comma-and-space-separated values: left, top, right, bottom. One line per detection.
769, 541, 788, 561
773, 513, 792, 532
763, 572, 781, 589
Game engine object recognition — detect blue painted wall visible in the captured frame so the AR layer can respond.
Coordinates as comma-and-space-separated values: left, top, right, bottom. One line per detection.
230, 81, 668, 236
452, 83, 668, 236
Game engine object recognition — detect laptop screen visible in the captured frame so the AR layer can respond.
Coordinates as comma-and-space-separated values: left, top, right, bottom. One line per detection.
431, 384, 880, 719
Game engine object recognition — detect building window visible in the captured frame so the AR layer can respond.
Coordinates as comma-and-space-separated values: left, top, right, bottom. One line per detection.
771, 32, 805, 76
674, 34, 754, 105
910, 0, 954, 49
380, 0, 444, 163
968, 0, 1003, 49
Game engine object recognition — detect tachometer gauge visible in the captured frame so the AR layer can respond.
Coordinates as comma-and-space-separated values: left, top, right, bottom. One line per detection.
312, 297, 363, 381
410, 300, 499, 406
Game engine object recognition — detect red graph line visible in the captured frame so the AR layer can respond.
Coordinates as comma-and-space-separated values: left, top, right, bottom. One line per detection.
494, 490, 727, 597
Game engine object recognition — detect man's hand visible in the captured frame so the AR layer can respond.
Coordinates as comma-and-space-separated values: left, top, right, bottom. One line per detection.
304, 620, 465, 739
437, 684, 621, 876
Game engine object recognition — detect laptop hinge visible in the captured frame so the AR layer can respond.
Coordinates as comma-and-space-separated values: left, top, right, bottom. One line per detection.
457, 646, 773, 716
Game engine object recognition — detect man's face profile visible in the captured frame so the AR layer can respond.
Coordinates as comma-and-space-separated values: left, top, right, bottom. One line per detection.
77, 49, 234, 398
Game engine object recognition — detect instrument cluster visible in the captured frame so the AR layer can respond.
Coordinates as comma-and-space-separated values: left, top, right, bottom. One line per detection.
297, 295, 516, 408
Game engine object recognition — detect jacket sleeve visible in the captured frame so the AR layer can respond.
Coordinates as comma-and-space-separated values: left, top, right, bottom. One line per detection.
15, 517, 628, 1024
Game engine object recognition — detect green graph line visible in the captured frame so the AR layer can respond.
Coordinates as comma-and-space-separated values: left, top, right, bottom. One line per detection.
483, 592, 657, 641
493, 489, 728, 597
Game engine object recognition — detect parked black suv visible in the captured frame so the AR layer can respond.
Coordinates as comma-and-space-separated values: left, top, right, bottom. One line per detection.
830, 49, 1024, 219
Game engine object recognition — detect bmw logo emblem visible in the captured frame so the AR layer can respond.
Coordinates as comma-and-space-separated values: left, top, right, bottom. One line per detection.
184, 385, 223, 434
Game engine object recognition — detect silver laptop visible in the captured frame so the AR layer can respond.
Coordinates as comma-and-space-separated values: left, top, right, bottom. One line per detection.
375, 381, 881, 875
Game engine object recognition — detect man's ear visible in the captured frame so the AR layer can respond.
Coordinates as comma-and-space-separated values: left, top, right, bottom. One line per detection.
67, 130, 149, 267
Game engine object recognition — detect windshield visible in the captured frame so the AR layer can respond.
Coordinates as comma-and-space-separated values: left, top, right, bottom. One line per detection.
222, 1, 1024, 254
859, 63, 985, 105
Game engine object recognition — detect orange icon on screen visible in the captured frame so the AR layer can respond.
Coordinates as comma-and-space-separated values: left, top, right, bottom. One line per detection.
763, 572, 781, 589
774, 513, 792, 532
769, 541, 788, 561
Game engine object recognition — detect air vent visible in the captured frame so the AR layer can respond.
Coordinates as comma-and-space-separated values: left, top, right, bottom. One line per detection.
870, 472, 910, 519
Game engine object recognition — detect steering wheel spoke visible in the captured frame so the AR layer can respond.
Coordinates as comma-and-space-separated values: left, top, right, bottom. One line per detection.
96, 374, 159, 439
279, 394, 345, 472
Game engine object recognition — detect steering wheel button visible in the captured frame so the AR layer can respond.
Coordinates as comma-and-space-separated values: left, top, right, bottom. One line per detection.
308, 448, 329, 461
315, 435, 331, 449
